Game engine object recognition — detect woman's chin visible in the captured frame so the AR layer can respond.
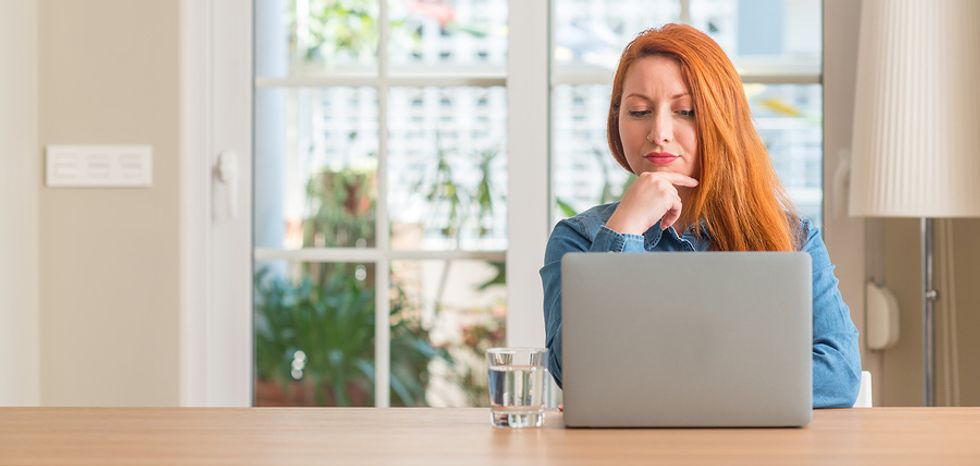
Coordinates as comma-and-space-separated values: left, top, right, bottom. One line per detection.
629, 158, 694, 178
638, 166, 682, 176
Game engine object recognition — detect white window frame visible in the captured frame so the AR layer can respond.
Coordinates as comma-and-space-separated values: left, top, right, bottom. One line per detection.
181, 0, 548, 408
180, 0, 254, 407
180, 0, 866, 407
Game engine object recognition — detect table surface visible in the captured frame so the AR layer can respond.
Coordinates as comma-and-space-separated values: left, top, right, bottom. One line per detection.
1, 407, 979, 465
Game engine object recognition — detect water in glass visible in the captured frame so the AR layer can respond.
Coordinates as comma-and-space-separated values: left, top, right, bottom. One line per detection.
488, 363, 545, 428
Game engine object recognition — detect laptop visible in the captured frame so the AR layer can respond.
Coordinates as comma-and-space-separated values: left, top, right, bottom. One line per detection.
560, 252, 812, 428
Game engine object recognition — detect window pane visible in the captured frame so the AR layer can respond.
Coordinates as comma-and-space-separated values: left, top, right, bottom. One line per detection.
254, 261, 376, 406
748, 83, 823, 228
388, 86, 507, 251
255, 0, 379, 78
254, 87, 378, 250
553, 0, 821, 79
551, 84, 630, 223
553, 0, 680, 77
390, 259, 507, 407
690, 0, 821, 74
388, 0, 507, 74
551, 2, 823, 227
550, 83, 824, 227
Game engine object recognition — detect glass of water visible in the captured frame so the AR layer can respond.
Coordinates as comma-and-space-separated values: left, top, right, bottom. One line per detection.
486, 347, 547, 428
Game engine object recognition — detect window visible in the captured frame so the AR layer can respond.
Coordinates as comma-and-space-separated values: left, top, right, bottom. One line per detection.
253, 0, 509, 407
251, 0, 823, 408
551, 0, 823, 227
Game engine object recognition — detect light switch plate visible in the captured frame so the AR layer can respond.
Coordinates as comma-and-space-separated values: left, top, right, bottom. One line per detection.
46, 145, 153, 188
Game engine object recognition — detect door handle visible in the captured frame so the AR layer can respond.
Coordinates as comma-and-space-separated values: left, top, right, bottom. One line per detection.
214, 150, 239, 219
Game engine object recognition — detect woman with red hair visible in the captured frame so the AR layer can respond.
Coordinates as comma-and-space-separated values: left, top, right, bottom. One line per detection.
540, 24, 862, 408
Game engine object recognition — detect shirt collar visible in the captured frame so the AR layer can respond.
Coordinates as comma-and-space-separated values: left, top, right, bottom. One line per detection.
644, 217, 712, 249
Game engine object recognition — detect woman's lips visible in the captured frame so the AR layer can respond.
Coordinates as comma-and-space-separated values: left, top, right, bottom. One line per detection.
643, 151, 680, 165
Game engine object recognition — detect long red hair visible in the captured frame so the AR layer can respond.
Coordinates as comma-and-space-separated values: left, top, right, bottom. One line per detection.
607, 23, 801, 252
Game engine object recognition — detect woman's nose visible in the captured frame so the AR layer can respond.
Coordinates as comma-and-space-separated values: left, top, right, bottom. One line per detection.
646, 112, 673, 144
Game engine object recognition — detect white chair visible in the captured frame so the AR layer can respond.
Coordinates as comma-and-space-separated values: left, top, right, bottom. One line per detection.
853, 370, 873, 408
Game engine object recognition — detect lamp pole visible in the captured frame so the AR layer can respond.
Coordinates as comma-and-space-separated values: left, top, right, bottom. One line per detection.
922, 218, 938, 406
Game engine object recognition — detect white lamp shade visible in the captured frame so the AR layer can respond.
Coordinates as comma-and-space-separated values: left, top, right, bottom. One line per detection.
849, 0, 980, 218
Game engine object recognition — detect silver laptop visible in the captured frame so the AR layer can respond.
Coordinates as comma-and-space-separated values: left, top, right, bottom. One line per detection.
561, 252, 812, 428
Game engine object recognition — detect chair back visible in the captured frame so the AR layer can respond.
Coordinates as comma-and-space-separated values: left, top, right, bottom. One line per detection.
853, 371, 873, 408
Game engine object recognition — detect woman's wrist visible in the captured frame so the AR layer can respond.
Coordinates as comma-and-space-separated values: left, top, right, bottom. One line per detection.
606, 212, 647, 235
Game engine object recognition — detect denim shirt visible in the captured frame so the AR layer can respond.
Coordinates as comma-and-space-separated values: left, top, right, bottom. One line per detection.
540, 202, 863, 409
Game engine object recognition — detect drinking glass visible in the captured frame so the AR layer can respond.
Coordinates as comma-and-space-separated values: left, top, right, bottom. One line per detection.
486, 347, 547, 428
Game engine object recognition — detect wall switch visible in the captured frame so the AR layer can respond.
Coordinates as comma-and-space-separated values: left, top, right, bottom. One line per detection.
46, 145, 152, 187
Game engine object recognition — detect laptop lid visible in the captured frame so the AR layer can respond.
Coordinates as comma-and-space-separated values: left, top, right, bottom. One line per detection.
561, 252, 812, 427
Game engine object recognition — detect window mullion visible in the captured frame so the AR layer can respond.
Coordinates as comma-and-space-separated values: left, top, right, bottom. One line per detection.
679, 0, 691, 24
253, 248, 507, 262
375, 0, 391, 408
255, 76, 507, 88
506, 0, 550, 347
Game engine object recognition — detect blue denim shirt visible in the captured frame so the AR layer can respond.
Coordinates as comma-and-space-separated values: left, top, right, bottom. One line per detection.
540, 202, 863, 408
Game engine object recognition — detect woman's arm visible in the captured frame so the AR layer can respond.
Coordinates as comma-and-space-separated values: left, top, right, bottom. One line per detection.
540, 218, 647, 388
802, 220, 863, 408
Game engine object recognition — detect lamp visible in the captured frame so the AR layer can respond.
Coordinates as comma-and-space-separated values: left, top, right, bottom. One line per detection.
849, 0, 980, 406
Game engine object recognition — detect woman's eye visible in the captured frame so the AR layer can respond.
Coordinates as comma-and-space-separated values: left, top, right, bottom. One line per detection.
676, 109, 695, 118
628, 110, 650, 118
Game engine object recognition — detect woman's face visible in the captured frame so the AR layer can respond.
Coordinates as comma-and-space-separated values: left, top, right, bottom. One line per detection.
618, 55, 699, 179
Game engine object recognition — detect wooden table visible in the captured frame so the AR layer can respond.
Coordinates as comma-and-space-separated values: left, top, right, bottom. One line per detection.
1, 407, 978, 465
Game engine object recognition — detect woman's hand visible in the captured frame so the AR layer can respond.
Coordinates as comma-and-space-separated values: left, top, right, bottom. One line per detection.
606, 171, 699, 235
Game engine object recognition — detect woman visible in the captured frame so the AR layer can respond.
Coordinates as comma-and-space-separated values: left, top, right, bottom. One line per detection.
540, 24, 862, 408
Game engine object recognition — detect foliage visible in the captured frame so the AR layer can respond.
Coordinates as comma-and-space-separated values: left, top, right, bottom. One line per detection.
409, 135, 507, 404
555, 146, 635, 218
256, 160, 449, 406
414, 135, 503, 246
258, 126, 506, 409
389, 283, 451, 406
418, 137, 464, 239
288, 0, 491, 68
473, 148, 498, 237
304, 164, 375, 250
255, 262, 451, 406
254, 264, 374, 406
269, 0, 510, 406
454, 307, 506, 406
289, 0, 385, 66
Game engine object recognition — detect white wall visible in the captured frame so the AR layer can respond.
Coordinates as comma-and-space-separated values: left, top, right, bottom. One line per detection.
0, 0, 41, 406
823, 0, 876, 395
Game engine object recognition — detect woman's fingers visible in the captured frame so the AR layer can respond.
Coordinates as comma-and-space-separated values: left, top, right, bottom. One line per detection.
654, 172, 699, 188
660, 194, 683, 230
610, 171, 694, 234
